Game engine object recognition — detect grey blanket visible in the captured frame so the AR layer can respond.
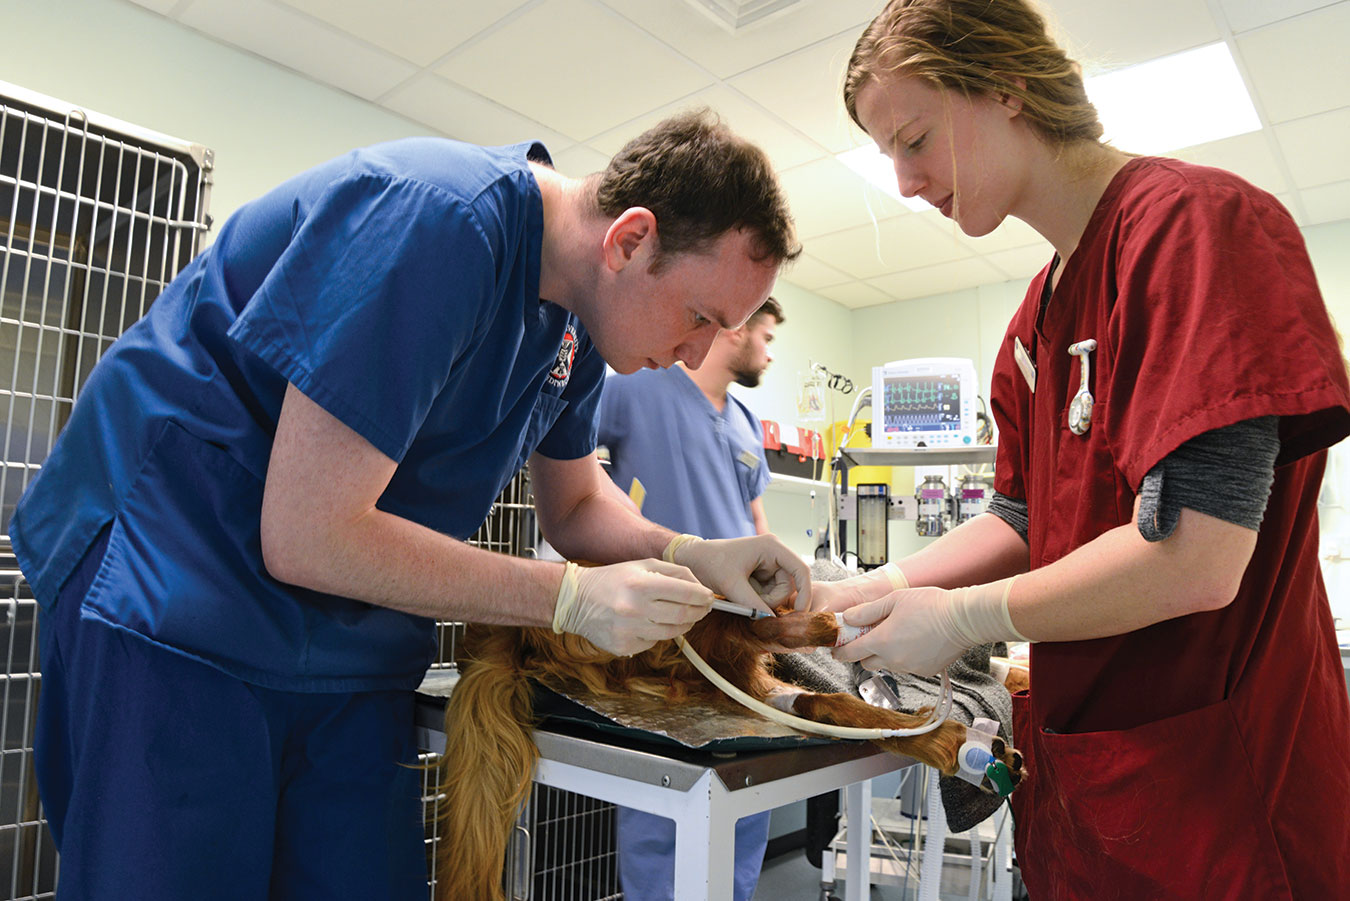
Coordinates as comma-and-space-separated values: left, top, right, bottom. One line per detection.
772, 560, 1011, 831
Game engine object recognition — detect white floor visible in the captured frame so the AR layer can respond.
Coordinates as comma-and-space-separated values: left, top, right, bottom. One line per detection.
752, 849, 925, 901
752, 850, 843, 901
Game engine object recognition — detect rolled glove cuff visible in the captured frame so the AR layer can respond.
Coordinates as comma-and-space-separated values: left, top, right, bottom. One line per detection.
662, 533, 702, 564
948, 575, 1029, 645
552, 561, 582, 635
879, 562, 909, 591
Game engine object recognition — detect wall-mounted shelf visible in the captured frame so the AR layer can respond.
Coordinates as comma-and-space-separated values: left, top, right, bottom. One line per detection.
765, 473, 831, 495
839, 446, 997, 468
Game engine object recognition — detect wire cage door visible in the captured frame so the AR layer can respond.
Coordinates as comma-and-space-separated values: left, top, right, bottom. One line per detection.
0, 81, 212, 900
420, 469, 624, 901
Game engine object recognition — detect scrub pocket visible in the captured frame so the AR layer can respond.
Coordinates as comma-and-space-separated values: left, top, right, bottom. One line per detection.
733, 443, 764, 507
1017, 697, 1292, 901
516, 392, 569, 471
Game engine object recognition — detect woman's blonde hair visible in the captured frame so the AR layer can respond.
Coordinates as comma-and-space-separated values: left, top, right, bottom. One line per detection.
844, 0, 1103, 146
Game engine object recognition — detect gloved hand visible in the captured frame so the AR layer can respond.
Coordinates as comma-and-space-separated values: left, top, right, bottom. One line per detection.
552, 560, 714, 656
809, 562, 908, 614
664, 533, 811, 613
832, 576, 1026, 675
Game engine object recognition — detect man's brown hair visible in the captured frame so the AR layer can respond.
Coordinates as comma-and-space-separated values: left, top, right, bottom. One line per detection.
594, 109, 801, 273
749, 295, 785, 327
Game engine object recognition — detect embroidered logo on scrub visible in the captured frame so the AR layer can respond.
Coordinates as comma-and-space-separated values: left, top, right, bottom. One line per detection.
548, 324, 578, 390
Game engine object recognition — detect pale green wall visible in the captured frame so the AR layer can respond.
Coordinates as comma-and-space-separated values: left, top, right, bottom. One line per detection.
1302, 220, 1350, 625
732, 281, 853, 556
732, 280, 854, 429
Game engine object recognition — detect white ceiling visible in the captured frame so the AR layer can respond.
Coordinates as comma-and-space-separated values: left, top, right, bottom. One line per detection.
131, 0, 1350, 308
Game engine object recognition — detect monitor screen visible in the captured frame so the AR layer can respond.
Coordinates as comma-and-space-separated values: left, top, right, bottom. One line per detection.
881, 373, 963, 434
871, 357, 978, 448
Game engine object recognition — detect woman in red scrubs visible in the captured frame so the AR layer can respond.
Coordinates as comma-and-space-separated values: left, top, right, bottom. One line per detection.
826, 0, 1350, 896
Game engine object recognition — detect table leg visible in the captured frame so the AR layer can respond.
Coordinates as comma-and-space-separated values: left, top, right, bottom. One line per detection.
844, 779, 872, 901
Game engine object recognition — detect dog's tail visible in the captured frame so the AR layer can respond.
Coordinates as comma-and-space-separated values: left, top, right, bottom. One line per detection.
434, 626, 538, 901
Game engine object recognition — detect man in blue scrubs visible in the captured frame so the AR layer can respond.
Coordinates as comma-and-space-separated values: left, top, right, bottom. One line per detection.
10, 110, 811, 900
599, 297, 784, 901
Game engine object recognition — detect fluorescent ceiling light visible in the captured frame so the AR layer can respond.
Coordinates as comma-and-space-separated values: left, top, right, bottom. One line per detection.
836, 42, 1260, 204
836, 145, 932, 211
1085, 42, 1261, 154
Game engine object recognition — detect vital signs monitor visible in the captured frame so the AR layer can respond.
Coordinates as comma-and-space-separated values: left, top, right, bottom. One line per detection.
872, 357, 978, 448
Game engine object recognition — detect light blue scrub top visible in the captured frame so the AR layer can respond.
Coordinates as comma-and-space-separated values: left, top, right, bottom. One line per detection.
597, 366, 769, 539
598, 367, 774, 901
10, 138, 605, 692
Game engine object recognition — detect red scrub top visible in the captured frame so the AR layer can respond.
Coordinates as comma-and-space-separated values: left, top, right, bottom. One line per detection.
991, 157, 1350, 899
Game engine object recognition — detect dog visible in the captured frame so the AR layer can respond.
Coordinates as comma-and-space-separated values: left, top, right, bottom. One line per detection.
432, 606, 1025, 901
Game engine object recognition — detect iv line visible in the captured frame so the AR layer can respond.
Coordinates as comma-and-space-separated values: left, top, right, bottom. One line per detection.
675, 635, 954, 739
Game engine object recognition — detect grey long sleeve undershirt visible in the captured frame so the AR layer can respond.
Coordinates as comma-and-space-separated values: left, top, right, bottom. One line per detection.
986, 415, 1280, 544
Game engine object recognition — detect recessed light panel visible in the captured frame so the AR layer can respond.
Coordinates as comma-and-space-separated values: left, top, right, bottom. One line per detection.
836, 144, 932, 211
1087, 42, 1262, 154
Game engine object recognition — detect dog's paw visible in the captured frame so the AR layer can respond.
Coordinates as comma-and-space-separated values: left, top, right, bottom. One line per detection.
977, 735, 1024, 796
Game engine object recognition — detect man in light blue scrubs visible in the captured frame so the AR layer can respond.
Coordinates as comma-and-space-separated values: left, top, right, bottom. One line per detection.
10, 111, 812, 900
599, 297, 784, 901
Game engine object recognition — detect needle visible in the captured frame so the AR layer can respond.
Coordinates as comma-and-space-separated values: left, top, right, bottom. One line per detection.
709, 598, 775, 620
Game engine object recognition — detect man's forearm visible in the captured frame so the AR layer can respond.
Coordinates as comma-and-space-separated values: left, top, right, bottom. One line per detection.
538, 488, 677, 564
262, 504, 564, 627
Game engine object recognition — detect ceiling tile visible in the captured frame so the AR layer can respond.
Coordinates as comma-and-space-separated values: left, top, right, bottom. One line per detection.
777, 157, 909, 240
276, 0, 532, 67
804, 216, 972, 281
1236, 3, 1350, 123
547, 143, 612, 178
585, 85, 831, 173
983, 245, 1055, 281
952, 213, 1049, 256
1218, 0, 1340, 35
1170, 130, 1290, 196
729, 32, 870, 154
1275, 193, 1308, 227
815, 281, 894, 309
381, 74, 572, 147
596, 0, 879, 79
179, 0, 417, 101
1274, 107, 1350, 190
1298, 179, 1350, 226
779, 253, 851, 292
125, 0, 180, 13
1045, 0, 1221, 74
435, 0, 714, 142
867, 257, 1008, 303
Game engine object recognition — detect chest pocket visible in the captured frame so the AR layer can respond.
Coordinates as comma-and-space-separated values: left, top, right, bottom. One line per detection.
732, 443, 763, 506
516, 392, 569, 470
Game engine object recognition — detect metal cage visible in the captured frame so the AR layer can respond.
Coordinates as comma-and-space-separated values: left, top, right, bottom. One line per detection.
422, 469, 624, 901
0, 81, 213, 900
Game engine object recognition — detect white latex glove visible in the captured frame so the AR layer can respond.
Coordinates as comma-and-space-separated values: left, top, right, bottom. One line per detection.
809, 562, 908, 614
552, 560, 714, 656
832, 576, 1026, 675
664, 533, 811, 613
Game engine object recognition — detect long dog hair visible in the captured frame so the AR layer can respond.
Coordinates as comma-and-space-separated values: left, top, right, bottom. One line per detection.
433, 608, 1023, 901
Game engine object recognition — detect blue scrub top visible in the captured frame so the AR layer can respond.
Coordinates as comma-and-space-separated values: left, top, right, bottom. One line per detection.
10, 138, 605, 692
598, 367, 769, 540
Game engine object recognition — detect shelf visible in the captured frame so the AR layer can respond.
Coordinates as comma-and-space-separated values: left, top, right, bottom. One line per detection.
839, 445, 997, 468
765, 473, 831, 495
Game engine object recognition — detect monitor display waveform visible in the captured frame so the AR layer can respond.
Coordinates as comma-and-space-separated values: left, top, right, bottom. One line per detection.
882, 375, 962, 433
